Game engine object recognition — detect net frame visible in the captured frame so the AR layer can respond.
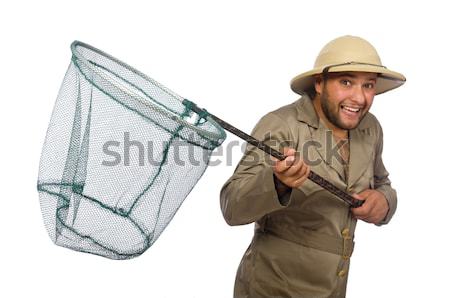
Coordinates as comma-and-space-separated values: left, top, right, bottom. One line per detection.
38, 41, 226, 259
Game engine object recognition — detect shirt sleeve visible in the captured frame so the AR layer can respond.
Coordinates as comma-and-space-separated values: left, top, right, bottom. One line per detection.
220, 112, 295, 226
373, 123, 398, 226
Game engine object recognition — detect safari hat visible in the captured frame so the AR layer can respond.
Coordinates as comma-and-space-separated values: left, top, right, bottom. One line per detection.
290, 35, 406, 95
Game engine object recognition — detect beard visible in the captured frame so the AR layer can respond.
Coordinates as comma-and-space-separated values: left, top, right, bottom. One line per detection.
320, 90, 368, 130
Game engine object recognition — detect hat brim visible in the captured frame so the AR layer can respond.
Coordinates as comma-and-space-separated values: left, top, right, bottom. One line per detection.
290, 64, 406, 95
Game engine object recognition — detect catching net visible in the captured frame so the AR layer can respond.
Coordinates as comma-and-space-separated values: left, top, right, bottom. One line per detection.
37, 41, 225, 259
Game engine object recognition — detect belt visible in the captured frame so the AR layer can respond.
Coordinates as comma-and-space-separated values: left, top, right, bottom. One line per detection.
260, 226, 354, 259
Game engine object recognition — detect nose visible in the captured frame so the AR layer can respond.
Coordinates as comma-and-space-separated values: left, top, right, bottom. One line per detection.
351, 85, 366, 105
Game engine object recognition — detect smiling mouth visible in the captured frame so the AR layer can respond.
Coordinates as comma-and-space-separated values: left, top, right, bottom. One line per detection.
341, 105, 361, 114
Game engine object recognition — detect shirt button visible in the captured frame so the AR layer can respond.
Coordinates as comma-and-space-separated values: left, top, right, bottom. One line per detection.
338, 270, 346, 278
341, 228, 350, 237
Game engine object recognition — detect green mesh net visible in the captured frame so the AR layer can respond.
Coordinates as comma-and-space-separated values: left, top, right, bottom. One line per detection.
37, 41, 226, 260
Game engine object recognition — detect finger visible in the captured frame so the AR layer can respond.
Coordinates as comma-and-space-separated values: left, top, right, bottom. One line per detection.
297, 163, 310, 178
355, 190, 372, 200
352, 193, 365, 201
291, 163, 311, 188
360, 214, 379, 224
282, 158, 306, 178
366, 216, 378, 224
351, 203, 370, 217
305, 165, 311, 178
351, 208, 366, 217
354, 210, 374, 222
293, 175, 309, 188
353, 214, 368, 221
352, 198, 375, 217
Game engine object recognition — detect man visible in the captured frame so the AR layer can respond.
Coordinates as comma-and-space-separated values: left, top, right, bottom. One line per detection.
220, 35, 406, 297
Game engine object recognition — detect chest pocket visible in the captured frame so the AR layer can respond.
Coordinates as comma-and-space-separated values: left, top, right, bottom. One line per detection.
350, 152, 375, 193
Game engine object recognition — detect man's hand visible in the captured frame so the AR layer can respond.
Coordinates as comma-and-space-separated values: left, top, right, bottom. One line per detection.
271, 148, 310, 189
351, 189, 389, 224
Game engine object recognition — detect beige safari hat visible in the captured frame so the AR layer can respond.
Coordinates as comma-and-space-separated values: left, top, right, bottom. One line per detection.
290, 35, 406, 95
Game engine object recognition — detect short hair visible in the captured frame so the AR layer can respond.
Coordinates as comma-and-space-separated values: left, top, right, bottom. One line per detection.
304, 88, 317, 99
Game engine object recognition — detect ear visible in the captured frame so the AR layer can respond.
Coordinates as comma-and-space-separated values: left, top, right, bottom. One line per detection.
314, 75, 323, 94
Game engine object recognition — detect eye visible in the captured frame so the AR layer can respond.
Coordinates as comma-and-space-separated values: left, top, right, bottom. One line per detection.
340, 79, 351, 86
363, 82, 375, 89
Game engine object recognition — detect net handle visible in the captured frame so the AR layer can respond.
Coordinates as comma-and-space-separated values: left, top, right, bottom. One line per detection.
184, 99, 364, 208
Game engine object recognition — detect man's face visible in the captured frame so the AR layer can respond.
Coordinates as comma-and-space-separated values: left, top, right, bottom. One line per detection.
315, 72, 377, 130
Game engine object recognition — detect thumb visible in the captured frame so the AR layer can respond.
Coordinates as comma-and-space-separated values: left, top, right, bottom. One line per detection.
283, 147, 296, 157
352, 193, 365, 201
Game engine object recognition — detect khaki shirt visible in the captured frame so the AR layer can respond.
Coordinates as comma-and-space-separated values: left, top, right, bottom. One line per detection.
220, 96, 397, 298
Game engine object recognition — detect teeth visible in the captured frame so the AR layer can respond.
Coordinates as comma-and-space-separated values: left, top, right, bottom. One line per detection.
342, 105, 360, 113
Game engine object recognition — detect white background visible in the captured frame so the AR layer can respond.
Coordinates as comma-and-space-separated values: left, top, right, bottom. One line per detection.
1, 1, 449, 297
